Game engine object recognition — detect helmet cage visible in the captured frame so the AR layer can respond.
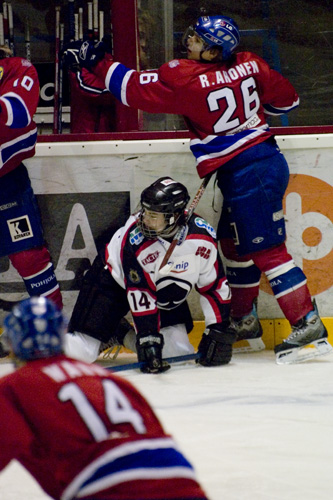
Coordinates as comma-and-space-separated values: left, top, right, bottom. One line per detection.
3, 297, 66, 361
138, 208, 183, 239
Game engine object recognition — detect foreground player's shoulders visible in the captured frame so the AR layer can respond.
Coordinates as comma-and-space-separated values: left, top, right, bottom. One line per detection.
0, 56, 37, 77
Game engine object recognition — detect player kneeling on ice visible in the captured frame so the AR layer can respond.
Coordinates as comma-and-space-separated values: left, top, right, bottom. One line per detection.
0, 297, 208, 500
64, 177, 236, 373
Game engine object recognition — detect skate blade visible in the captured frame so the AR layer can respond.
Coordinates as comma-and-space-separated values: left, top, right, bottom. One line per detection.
275, 338, 333, 365
102, 345, 122, 360
233, 337, 265, 354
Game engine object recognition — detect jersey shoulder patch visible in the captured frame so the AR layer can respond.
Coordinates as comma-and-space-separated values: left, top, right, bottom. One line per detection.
193, 216, 216, 239
129, 226, 144, 245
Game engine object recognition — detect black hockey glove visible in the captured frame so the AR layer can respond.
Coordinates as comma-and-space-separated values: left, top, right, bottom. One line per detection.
61, 42, 81, 71
197, 323, 237, 367
136, 333, 170, 374
62, 40, 106, 70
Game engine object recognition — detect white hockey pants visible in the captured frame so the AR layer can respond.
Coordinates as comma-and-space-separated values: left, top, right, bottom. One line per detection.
64, 323, 194, 364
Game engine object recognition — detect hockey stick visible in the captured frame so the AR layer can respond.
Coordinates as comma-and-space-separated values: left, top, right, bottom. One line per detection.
25, 22, 31, 61
8, 2, 14, 55
0, 14, 4, 46
93, 0, 99, 41
158, 173, 213, 275
57, 22, 64, 134
53, 6, 60, 134
68, 0, 75, 42
2, 2, 9, 48
78, 8, 83, 41
104, 352, 201, 372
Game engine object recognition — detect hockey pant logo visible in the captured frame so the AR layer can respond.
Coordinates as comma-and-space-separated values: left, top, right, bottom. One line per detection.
7, 215, 33, 242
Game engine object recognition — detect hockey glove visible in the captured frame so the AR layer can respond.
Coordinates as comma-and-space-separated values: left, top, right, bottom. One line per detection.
62, 43, 81, 72
62, 40, 106, 70
197, 324, 237, 366
136, 332, 170, 374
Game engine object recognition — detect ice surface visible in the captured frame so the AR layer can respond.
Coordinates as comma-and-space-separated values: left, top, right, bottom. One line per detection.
1, 350, 333, 500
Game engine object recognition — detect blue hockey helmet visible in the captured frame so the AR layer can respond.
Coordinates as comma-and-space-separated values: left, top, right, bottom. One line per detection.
194, 15, 240, 59
3, 297, 66, 361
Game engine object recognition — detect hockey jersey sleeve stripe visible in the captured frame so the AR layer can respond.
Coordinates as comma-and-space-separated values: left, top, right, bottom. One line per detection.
61, 437, 195, 500
105, 62, 134, 105
197, 275, 229, 296
190, 127, 267, 165
0, 127, 37, 169
0, 92, 32, 127
263, 98, 300, 116
76, 72, 105, 95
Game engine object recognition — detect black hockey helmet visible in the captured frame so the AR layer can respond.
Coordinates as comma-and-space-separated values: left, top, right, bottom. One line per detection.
139, 177, 190, 239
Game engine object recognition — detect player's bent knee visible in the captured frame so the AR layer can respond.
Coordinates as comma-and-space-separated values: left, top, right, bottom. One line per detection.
64, 332, 101, 363
69, 254, 129, 342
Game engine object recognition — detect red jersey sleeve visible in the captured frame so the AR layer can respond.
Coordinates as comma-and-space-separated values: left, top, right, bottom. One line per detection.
248, 52, 300, 114
100, 59, 191, 114
0, 57, 40, 128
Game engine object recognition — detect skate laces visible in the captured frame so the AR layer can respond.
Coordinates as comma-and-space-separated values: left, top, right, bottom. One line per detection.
288, 312, 321, 342
99, 338, 122, 359
232, 308, 258, 331
103, 345, 122, 360
289, 321, 308, 340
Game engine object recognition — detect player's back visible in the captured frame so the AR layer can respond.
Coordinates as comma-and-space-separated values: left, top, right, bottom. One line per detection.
122, 52, 269, 140
0, 354, 207, 499
160, 53, 271, 138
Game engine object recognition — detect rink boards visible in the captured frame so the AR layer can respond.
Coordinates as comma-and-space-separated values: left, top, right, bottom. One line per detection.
0, 133, 332, 348
104, 318, 333, 355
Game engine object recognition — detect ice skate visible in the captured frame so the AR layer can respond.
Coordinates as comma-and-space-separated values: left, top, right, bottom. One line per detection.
231, 305, 265, 353
99, 337, 122, 359
274, 302, 332, 364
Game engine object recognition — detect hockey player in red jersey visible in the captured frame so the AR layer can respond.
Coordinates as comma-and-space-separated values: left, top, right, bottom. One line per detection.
0, 296, 209, 500
65, 177, 235, 372
0, 47, 62, 319
63, 13, 331, 365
